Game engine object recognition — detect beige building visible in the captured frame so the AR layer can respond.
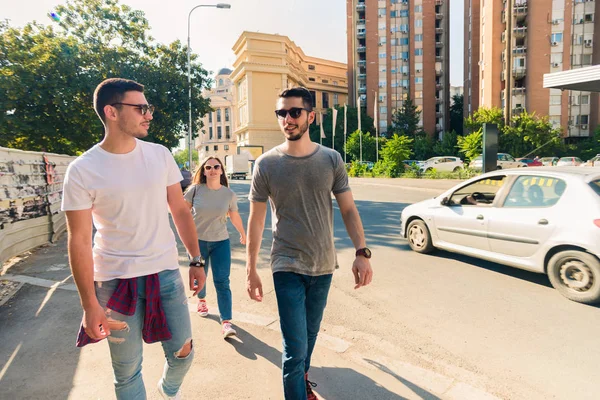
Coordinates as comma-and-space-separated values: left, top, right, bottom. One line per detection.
346, 0, 451, 137
466, 0, 600, 140
196, 68, 237, 162
230, 31, 348, 155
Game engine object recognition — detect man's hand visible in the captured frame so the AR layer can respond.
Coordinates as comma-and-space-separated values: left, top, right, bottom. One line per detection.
189, 266, 207, 297
352, 256, 373, 289
246, 269, 263, 301
240, 233, 247, 245
82, 302, 111, 340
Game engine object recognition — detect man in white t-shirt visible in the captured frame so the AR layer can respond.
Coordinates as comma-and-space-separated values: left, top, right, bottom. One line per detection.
62, 78, 206, 399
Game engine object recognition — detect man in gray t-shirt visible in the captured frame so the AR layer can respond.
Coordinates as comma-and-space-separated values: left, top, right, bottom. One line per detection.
246, 87, 373, 400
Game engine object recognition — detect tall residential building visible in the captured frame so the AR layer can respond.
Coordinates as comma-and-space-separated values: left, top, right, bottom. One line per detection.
230, 31, 348, 156
196, 68, 236, 161
346, 0, 451, 137
464, 0, 481, 118
466, 0, 600, 140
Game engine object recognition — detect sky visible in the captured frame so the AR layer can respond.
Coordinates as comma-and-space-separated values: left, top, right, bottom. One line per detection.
4, 0, 464, 86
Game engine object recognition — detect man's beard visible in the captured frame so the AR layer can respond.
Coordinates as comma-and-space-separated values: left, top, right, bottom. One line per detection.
284, 120, 309, 141
119, 119, 148, 138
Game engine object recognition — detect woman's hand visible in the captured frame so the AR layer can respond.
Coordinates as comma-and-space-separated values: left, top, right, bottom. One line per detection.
239, 232, 247, 245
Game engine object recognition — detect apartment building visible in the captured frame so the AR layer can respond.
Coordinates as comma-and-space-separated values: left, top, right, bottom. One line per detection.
346, 0, 451, 137
466, 0, 600, 140
196, 68, 237, 161
230, 31, 348, 155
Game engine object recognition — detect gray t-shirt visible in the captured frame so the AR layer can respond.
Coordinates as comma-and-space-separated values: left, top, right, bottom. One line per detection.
184, 184, 238, 241
248, 144, 350, 276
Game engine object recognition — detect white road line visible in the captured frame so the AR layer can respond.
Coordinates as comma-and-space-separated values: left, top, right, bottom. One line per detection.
1, 274, 77, 291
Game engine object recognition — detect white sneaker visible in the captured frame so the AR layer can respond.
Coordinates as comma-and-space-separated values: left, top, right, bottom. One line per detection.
222, 321, 237, 339
158, 380, 182, 400
197, 300, 208, 317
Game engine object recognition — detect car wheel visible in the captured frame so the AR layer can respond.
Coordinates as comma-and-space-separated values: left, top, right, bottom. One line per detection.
453, 166, 461, 172
496, 166, 502, 170
407, 219, 435, 254
547, 250, 600, 304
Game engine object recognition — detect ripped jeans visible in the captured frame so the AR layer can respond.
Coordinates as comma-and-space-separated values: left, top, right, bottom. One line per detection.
95, 268, 193, 399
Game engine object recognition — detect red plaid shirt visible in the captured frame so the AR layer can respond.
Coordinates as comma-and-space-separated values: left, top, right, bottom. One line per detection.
76, 273, 172, 347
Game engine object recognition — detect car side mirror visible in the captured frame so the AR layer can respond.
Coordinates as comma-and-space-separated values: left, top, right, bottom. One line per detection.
441, 197, 449, 206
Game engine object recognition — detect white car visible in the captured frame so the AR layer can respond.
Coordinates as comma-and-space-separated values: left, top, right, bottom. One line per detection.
400, 167, 600, 304
556, 156, 583, 166
420, 156, 464, 173
469, 153, 524, 170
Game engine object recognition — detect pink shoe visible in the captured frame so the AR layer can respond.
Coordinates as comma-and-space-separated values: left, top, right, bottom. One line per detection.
197, 300, 208, 317
222, 321, 237, 339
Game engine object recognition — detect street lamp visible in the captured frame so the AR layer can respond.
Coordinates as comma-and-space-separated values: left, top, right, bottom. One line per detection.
187, 3, 231, 170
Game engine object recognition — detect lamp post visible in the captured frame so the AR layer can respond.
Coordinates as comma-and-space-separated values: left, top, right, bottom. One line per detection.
187, 3, 231, 170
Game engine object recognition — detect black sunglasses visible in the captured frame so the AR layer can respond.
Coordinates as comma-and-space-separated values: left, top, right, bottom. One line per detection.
111, 102, 155, 115
204, 164, 221, 170
274, 107, 310, 119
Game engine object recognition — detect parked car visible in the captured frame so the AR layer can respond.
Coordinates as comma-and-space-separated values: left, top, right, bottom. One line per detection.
582, 155, 600, 167
540, 157, 559, 166
180, 169, 192, 192
469, 153, 524, 170
516, 157, 543, 167
420, 156, 464, 173
403, 160, 423, 169
556, 156, 583, 166
400, 166, 600, 304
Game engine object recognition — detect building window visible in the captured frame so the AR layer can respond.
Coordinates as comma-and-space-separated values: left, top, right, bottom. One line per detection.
333, 93, 339, 106
214, 145, 218, 151
322, 79, 329, 83
226, 125, 231, 139
401, 51, 409, 59
308, 64, 316, 70
584, 13, 594, 22
390, 10, 398, 17
216, 109, 221, 122
550, 95, 561, 105
209, 127, 213, 140
309, 91, 317, 107
380, 106, 387, 114
415, 19, 423, 28
224, 145, 229, 150
583, 54, 593, 65
400, 10, 408, 17
415, 5, 423, 12
415, 77, 423, 84
581, 95, 590, 105
208, 112, 212, 123
415, 91, 423, 99
415, 48, 423, 56
219, 79, 223, 86
400, 24, 408, 33
551, 32, 563, 43
225, 108, 230, 122
379, 52, 386, 58
400, 38, 409, 45
205, 146, 209, 151
217, 126, 222, 139
378, 8, 386, 16
322, 92, 329, 108
415, 34, 423, 42
333, 81, 338, 86
309, 77, 316, 81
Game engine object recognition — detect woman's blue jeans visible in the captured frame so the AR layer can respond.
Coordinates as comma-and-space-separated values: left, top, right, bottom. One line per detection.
198, 239, 233, 322
273, 271, 333, 400
95, 268, 193, 399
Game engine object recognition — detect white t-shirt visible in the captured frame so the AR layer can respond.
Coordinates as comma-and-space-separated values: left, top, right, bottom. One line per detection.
61, 139, 183, 281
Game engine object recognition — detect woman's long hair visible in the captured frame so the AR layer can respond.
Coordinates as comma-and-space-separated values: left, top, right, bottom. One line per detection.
191, 156, 229, 187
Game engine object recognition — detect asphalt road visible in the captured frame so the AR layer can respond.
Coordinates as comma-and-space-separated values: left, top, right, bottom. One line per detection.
227, 177, 600, 400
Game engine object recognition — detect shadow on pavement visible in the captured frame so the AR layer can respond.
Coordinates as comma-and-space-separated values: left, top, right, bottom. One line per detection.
364, 359, 442, 400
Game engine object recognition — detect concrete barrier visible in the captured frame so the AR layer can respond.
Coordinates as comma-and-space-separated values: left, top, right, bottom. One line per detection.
0, 146, 75, 266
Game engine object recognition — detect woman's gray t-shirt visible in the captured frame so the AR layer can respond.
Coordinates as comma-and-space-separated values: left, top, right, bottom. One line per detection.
248, 145, 350, 276
184, 184, 238, 241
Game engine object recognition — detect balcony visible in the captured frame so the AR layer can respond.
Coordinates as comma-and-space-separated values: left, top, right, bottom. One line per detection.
512, 87, 526, 95
435, 0, 443, 5
501, 70, 506, 81
358, 73, 366, 80
435, 41, 444, 48
501, 31, 506, 43
513, 26, 527, 38
435, 55, 443, 62
436, 111, 443, 118
435, 27, 443, 34
356, 2, 365, 11
357, 31, 366, 39
513, 67, 526, 79
513, 107, 524, 115
357, 46, 366, 53
514, 5, 527, 21
357, 60, 366, 67
358, 86, 367, 94
436, 83, 442, 90
357, 19, 365, 25
435, 98, 443, 104
435, 69, 443, 76
513, 46, 527, 55
501, 50, 506, 62
435, 13, 443, 20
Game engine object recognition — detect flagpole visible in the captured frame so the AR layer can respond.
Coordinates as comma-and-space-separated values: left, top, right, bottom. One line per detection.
374, 91, 379, 162
343, 104, 347, 163
357, 96, 362, 162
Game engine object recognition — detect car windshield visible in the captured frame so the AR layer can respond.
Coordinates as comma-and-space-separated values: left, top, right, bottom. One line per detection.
589, 180, 600, 196
558, 157, 571, 161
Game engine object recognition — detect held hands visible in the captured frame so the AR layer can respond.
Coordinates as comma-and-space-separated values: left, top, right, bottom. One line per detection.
246, 268, 263, 302
240, 233, 247, 245
352, 256, 373, 289
189, 266, 207, 297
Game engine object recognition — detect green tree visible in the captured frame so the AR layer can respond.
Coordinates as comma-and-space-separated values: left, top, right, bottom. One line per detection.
457, 130, 483, 162
501, 111, 562, 157
344, 130, 377, 162
464, 106, 504, 134
433, 131, 459, 157
449, 94, 464, 135
0, 0, 212, 154
172, 148, 198, 168
413, 133, 435, 160
375, 134, 413, 177
390, 96, 422, 136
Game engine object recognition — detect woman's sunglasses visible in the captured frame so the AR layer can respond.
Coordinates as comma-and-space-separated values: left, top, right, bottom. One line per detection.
204, 164, 221, 170
274, 107, 310, 119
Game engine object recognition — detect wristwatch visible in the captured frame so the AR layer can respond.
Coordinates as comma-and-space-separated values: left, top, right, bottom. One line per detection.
189, 255, 204, 267
355, 247, 372, 259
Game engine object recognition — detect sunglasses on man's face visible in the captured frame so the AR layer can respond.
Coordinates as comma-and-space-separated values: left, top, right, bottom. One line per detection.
274, 107, 310, 119
204, 164, 221, 171
111, 102, 155, 115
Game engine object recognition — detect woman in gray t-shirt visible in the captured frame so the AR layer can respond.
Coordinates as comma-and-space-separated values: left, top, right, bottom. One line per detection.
184, 156, 246, 338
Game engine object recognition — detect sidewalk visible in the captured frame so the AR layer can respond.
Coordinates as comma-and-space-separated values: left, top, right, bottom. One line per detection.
1, 233, 500, 400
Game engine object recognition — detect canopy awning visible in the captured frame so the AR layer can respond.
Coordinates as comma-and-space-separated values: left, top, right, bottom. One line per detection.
543, 65, 600, 92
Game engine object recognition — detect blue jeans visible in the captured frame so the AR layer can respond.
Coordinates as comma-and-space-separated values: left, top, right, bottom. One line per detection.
273, 272, 333, 400
95, 269, 193, 399
198, 239, 233, 322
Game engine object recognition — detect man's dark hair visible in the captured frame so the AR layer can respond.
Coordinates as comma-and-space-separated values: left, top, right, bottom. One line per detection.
93, 78, 144, 122
279, 87, 314, 112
